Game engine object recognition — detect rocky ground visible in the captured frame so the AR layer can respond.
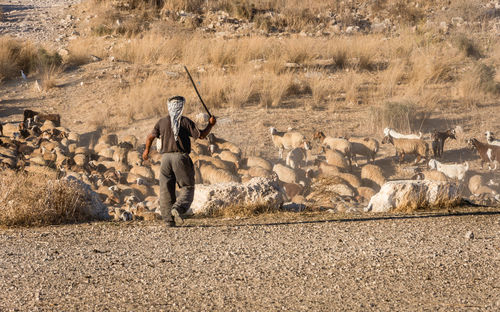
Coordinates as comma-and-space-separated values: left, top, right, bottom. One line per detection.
0, 210, 499, 311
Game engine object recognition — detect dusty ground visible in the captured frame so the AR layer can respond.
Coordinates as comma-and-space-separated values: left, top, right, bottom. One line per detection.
1, 1, 500, 310
0, 209, 499, 311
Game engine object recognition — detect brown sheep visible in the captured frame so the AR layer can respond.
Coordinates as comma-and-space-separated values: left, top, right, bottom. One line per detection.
382, 134, 428, 164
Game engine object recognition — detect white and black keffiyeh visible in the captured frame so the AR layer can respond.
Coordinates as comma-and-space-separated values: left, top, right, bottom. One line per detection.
167, 96, 185, 142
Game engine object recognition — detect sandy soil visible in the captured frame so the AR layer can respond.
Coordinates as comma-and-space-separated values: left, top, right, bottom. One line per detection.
0, 210, 499, 311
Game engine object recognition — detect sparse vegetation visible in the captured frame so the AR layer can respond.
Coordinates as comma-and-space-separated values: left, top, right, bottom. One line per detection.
207, 202, 279, 218
0, 170, 96, 226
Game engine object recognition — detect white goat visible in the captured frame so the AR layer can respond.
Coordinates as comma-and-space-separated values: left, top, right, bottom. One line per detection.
485, 131, 500, 147
428, 159, 469, 181
383, 128, 422, 140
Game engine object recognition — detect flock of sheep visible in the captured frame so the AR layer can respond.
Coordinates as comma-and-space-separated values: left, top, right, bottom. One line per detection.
0, 109, 499, 221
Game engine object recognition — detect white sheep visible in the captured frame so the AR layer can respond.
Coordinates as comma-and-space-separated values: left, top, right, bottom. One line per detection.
213, 150, 240, 169
383, 128, 422, 140
413, 170, 449, 182
485, 131, 500, 147
428, 159, 469, 181
270, 127, 310, 159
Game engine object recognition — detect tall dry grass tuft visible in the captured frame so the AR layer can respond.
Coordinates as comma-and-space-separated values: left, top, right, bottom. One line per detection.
40, 64, 63, 90
453, 33, 482, 59
369, 100, 419, 133
0, 170, 95, 226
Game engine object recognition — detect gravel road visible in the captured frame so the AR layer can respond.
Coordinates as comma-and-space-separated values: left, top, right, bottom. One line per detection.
0, 0, 80, 45
1, 211, 499, 311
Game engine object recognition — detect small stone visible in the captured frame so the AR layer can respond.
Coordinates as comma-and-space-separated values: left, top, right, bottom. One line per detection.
465, 231, 474, 240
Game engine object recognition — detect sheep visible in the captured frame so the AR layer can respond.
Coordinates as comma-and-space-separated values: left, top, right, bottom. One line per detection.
207, 133, 242, 157
428, 159, 468, 180
195, 159, 240, 184
270, 127, 310, 159
431, 129, 456, 158
23, 109, 61, 127
468, 175, 484, 195
383, 128, 422, 139
246, 156, 273, 172
248, 166, 273, 178
313, 131, 351, 156
485, 131, 500, 147
286, 147, 308, 169
282, 182, 305, 201
192, 141, 210, 156
316, 160, 342, 177
413, 170, 449, 182
348, 137, 379, 165
98, 134, 119, 146
273, 163, 298, 184
361, 164, 386, 190
120, 134, 138, 148
467, 138, 498, 170
324, 149, 349, 170
337, 172, 362, 188
192, 154, 236, 174
130, 165, 155, 181
356, 186, 376, 202
382, 134, 429, 164
214, 150, 240, 169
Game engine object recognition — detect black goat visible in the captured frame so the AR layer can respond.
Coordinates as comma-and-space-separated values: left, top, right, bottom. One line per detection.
431, 129, 456, 158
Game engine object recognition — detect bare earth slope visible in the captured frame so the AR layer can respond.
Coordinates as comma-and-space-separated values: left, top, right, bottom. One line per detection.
1, 212, 499, 311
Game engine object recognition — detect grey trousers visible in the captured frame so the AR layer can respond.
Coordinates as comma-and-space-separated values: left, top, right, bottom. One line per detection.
159, 152, 195, 221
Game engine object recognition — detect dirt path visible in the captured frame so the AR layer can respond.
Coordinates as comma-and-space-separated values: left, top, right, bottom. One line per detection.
0, 211, 499, 311
0, 0, 80, 46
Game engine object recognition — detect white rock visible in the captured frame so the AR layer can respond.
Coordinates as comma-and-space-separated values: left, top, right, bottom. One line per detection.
465, 230, 474, 240
187, 177, 284, 215
366, 180, 461, 213
64, 176, 110, 220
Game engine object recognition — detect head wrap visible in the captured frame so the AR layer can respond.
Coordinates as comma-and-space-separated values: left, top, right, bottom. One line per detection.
167, 96, 185, 142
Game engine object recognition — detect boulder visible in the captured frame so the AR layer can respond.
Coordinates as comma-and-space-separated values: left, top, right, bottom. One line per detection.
187, 177, 284, 215
366, 180, 462, 213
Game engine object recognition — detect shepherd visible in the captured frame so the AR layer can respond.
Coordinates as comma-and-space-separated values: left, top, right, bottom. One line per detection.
143, 96, 216, 227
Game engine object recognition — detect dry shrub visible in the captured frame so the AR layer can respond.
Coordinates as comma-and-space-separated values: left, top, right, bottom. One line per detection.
453, 33, 481, 59
122, 73, 170, 121
65, 38, 105, 66
115, 33, 186, 64
378, 59, 407, 97
309, 76, 333, 107
369, 100, 419, 133
0, 170, 95, 226
388, 0, 424, 25
40, 64, 63, 90
162, 0, 205, 13
208, 202, 278, 218
458, 63, 500, 107
258, 72, 293, 108
409, 48, 458, 92
0, 37, 61, 82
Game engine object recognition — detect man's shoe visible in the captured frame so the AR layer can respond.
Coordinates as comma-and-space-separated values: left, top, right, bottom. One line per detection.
171, 209, 184, 226
166, 221, 176, 227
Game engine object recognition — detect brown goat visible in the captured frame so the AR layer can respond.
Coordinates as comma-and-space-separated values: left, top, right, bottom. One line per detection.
431, 129, 456, 158
24, 109, 61, 127
467, 138, 500, 170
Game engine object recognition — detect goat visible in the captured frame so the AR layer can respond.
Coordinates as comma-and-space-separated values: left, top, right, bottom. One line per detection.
486, 146, 500, 170
382, 134, 428, 164
467, 138, 499, 170
24, 109, 61, 127
383, 128, 422, 139
485, 131, 500, 147
348, 137, 379, 165
431, 129, 456, 158
428, 159, 468, 180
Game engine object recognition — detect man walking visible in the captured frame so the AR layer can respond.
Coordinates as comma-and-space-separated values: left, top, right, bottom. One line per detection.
142, 96, 216, 227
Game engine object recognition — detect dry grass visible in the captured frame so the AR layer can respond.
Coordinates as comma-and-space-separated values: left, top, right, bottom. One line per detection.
207, 202, 279, 218
0, 37, 61, 82
40, 64, 63, 90
393, 187, 462, 213
458, 63, 500, 108
369, 100, 419, 133
0, 169, 96, 227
